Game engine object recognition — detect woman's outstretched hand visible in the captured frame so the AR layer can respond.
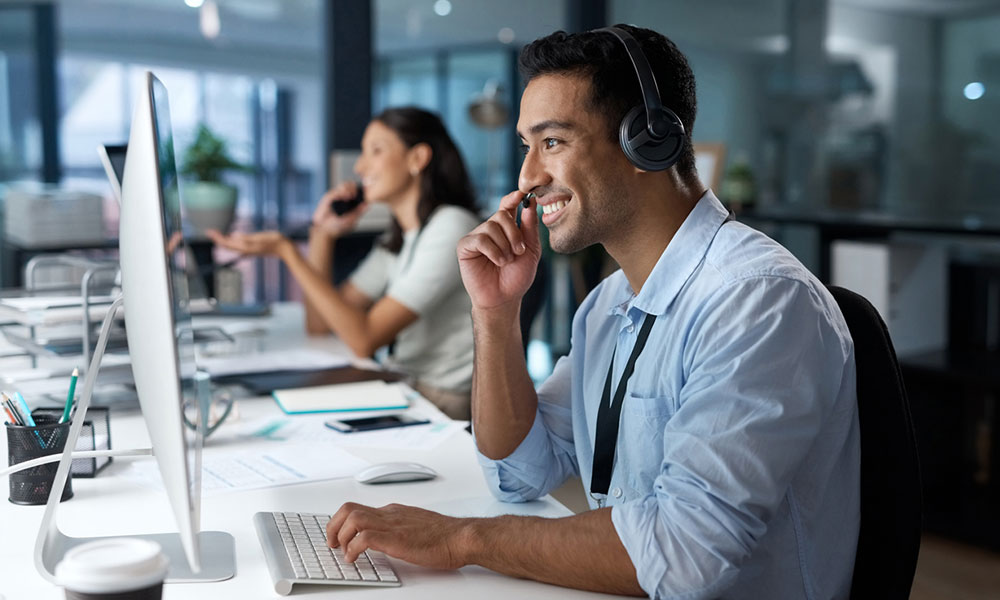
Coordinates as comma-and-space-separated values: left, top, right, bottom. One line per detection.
205, 229, 292, 258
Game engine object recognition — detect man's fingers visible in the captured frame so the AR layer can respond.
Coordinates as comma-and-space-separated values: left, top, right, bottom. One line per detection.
326, 502, 362, 547
492, 210, 526, 255
458, 232, 509, 266
344, 530, 389, 563
497, 189, 527, 212
518, 196, 542, 255
337, 508, 375, 551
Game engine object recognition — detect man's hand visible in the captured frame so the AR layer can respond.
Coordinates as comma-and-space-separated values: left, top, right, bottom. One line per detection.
457, 191, 541, 311
205, 229, 293, 258
325, 502, 471, 570
311, 182, 368, 239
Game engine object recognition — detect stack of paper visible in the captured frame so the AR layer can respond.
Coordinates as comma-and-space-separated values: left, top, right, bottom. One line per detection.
198, 348, 349, 377
0, 295, 118, 326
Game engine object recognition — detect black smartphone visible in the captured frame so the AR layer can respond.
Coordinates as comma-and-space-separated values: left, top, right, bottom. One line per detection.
331, 187, 364, 215
324, 414, 430, 433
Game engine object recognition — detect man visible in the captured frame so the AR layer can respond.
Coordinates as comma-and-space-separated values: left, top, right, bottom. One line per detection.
326, 25, 860, 599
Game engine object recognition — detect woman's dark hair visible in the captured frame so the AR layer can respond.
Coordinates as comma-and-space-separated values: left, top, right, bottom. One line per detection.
518, 24, 699, 186
373, 107, 477, 253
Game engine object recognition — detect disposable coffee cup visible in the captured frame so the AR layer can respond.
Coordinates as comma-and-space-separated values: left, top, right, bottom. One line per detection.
56, 538, 169, 600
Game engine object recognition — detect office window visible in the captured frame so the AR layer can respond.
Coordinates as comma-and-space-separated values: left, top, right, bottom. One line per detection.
0, 6, 42, 183
611, 0, 1000, 220
446, 51, 513, 210
204, 73, 254, 167
377, 56, 439, 111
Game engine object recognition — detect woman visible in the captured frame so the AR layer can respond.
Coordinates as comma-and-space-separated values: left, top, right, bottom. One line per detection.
208, 107, 480, 419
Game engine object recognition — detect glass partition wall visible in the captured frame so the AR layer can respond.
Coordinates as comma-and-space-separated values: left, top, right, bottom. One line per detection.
612, 0, 1000, 221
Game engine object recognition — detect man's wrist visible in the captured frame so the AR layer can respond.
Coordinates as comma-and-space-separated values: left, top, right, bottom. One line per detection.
471, 303, 521, 331
456, 518, 486, 566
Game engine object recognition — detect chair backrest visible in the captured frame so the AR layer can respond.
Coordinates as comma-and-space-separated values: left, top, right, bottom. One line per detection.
827, 285, 922, 599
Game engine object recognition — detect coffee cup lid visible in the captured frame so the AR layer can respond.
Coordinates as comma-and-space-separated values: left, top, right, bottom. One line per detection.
55, 538, 169, 594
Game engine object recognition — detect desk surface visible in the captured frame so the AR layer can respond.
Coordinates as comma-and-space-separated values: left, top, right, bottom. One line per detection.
1, 304, 619, 599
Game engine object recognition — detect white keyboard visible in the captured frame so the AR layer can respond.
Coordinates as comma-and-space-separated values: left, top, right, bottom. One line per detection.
254, 511, 401, 595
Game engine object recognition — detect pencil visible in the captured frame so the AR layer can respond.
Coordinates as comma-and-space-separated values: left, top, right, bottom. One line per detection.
61, 368, 79, 424
2, 401, 19, 425
1, 393, 21, 425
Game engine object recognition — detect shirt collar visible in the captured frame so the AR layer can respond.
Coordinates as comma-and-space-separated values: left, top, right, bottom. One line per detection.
610, 190, 730, 318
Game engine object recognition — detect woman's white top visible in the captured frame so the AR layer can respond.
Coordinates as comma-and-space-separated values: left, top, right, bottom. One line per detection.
349, 205, 481, 392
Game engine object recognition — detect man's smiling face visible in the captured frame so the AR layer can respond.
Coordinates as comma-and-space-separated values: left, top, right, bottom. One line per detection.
517, 73, 637, 254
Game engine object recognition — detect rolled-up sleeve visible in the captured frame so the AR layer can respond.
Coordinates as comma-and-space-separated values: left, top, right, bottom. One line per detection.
611, 277, 852, 599
347, 245, 390, 301
476, 355, 579, 502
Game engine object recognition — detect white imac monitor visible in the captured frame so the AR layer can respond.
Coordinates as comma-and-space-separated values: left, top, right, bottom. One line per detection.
33, 72, 234, 585
117, 71, 234, 580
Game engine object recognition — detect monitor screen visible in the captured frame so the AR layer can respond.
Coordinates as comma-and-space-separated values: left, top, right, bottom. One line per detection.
150, 74, 201, 516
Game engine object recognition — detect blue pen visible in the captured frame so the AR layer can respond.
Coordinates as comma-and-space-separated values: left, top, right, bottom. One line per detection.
13, 392, 36, 427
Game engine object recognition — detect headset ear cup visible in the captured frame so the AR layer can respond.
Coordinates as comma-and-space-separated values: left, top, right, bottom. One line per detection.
618, 105, 685, 172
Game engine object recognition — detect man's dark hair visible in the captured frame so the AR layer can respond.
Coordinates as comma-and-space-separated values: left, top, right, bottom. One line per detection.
374, 106, 477, 253
518, 24, 699, 185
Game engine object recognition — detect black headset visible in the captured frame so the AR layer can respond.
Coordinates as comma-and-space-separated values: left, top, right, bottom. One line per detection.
596, 26, 686, 172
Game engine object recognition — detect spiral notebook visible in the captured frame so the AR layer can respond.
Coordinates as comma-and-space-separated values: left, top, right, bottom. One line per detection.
271, 380, 410, 415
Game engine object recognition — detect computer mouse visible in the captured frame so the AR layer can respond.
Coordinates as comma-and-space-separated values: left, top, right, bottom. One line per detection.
354, 462, 438, 485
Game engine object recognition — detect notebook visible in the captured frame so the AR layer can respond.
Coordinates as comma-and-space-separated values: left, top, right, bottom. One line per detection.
271, 381, 410, 415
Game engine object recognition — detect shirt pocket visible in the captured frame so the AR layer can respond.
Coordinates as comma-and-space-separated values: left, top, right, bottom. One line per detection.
624, 392, 676, 418
619, 393, 675, 493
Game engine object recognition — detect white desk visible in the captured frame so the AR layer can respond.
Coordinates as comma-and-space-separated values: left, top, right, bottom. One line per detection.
1, 304, 622, 599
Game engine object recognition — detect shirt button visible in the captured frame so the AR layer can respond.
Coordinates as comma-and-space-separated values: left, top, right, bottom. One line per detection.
612, 487, 622, 498
626, 324, 635, 333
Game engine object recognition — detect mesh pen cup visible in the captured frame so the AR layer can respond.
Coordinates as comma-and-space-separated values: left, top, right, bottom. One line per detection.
33, 407, 112, 478
6, 413, 74, 505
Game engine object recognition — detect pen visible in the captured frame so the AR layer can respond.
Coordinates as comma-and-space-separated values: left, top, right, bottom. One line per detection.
61, 368, 79, 424
2, 393, 22, 425
13, 392, 36, 427
10, 391, 48, 449
2, 401, 19, 426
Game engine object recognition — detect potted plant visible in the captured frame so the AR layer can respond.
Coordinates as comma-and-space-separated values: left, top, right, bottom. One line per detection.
178, 124, 248, 235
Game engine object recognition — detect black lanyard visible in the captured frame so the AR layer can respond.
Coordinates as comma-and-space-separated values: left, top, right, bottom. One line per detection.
590, 312, 657, 498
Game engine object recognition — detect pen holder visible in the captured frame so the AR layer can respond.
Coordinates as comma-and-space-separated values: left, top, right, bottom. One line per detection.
33, 407, 112, 477
6, 413, 74, 505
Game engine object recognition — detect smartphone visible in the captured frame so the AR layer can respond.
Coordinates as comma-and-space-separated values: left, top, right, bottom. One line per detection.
331, 187, 364, 215
324, 414, 430, 433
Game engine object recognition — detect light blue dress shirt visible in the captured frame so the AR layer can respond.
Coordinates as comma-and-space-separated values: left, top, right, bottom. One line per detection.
476, 191, 860, 599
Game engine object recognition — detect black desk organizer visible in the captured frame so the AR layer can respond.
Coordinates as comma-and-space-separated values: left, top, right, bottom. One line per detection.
32, 406, 112, 478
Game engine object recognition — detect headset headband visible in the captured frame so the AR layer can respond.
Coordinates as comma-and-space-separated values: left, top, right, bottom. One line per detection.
596, 26, 670, 140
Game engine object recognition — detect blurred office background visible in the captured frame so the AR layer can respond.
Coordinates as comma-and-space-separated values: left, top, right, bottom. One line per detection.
1, 1, 1000, 595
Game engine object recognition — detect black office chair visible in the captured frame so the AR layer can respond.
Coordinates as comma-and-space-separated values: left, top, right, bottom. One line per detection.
827, 286, 922, 599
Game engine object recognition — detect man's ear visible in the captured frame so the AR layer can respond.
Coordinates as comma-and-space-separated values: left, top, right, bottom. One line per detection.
407, 142, 432, 175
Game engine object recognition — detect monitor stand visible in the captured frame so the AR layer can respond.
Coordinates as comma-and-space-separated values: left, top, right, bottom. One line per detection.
33, 295, 236, 584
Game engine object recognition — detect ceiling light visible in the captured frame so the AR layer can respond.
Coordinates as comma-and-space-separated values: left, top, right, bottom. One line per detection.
498, 27, 515, 44
964, 81, 985, 100
433, 0, 452, 17
200, 0, 221, 39
185, 0, 203, 7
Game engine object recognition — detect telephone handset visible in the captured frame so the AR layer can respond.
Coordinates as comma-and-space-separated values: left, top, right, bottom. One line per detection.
331, 186, 364, 215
